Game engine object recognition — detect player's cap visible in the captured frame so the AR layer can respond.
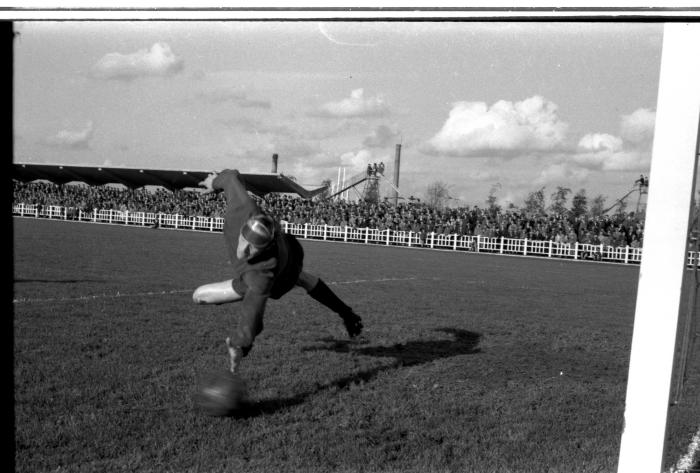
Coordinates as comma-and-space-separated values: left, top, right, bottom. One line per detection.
241, 214, 276, 248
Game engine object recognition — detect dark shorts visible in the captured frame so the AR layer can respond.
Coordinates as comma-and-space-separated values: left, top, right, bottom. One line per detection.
269, 233, 304, 299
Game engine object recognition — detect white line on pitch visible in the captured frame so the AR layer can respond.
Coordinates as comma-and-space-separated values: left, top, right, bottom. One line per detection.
329, 276, 420, 285
12, 276, 429, 304
12, 289, 192, 304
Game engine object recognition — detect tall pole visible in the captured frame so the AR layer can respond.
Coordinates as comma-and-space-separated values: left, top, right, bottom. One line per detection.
393, 143, 401, 206
271, 153, 278, 173
617, 23, 700, 473
342, 167, 347, 201
336, 167, 342, 202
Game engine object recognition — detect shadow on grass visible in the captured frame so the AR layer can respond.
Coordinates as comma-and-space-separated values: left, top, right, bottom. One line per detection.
230, 328, 481, 419
310, 328, 482, 366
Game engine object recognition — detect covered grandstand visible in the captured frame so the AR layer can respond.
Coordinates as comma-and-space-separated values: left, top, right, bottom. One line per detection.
12, 163, 328, 199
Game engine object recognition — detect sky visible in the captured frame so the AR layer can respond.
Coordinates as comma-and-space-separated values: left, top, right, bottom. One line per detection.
13, 20, 668, 208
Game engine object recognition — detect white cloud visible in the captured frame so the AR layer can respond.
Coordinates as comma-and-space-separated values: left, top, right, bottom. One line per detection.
339, 148, 374, 172
570, 148, 650, 173
218, 143, 341, 186
363, 124, 401, 148
315, 89, 389, 118
44, 121, 94, 149
92, 43, 184, 81
577, 133, 624, 153
535, 162, 590, 186
423, 95, 569, 157
467, 169, 501, 182
543, 108, 654, 181
620, 108, 655, 145
570, 111, 654, 173
602, 151, 651, 172
284, 154, 341, 186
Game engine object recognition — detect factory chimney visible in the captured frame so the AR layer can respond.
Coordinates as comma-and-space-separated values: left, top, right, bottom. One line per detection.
271, 153, 279, 173
392, 144, 401, 206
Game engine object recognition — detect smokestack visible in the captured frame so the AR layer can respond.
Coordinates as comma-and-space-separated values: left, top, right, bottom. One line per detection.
272, 153, 279, 173
392, 144, 401, 206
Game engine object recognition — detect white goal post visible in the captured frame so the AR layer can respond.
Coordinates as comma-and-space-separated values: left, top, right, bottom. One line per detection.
617, 23, 700, 473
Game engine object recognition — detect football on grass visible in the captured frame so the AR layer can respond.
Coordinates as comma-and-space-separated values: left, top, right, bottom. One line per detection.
194, 370, 248, 416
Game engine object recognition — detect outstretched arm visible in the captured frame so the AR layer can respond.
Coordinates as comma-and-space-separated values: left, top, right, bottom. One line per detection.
200, 169, 255, 211
214, 170, 253, 208
200, 169, 260, 262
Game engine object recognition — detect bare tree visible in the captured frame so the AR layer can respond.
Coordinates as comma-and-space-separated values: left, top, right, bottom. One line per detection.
570, 189, 588, 219
486, 183, 501, 216
524, 187, 546, 217
425, 180, 451, 210
614, 198, 628, 218
548, 186, 571, 216
589, 194, 606, 218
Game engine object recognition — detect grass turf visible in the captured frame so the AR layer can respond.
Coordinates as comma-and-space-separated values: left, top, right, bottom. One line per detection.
12, 217, 700, 473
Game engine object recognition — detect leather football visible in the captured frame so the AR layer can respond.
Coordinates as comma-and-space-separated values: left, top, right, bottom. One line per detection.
194, 370, 248, 417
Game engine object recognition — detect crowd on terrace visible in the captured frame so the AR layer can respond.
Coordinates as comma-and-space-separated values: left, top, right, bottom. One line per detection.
12, 180, 228, 219
13, 180, 647, 248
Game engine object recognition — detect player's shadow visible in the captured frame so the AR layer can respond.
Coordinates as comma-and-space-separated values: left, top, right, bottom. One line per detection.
232, 328, 481, 418
313, 328, 482, 367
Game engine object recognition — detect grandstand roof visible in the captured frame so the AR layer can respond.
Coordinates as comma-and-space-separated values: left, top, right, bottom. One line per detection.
13, 163, 327, 198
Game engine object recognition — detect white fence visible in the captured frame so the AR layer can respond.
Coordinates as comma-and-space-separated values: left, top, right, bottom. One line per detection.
12, 202, 700, 266
11, 203, 225, 232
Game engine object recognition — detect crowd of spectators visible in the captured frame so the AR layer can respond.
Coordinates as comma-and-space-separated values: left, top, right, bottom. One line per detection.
13, 180, 647, 247
12, 180, 228, 219
259, 193, 645, 248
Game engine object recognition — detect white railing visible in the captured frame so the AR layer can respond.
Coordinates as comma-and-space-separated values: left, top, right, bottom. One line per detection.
11, 202, 695, 266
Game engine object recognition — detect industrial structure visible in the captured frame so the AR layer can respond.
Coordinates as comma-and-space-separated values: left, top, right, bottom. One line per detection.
328, 143, 404, 204
603, 174, 649, 215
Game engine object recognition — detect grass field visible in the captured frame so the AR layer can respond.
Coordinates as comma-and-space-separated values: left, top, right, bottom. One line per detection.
13, 217, 700, 473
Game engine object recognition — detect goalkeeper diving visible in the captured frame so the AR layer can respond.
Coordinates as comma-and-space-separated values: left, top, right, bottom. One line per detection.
193, 169, 363, 374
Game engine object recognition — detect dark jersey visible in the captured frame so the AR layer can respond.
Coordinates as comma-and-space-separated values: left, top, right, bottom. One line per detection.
214, 170, 303, 300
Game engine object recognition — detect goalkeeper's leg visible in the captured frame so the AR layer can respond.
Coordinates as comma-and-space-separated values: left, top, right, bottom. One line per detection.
226, 337, 246, 374
193, 279, 243, 305
297, 271, 363, 338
